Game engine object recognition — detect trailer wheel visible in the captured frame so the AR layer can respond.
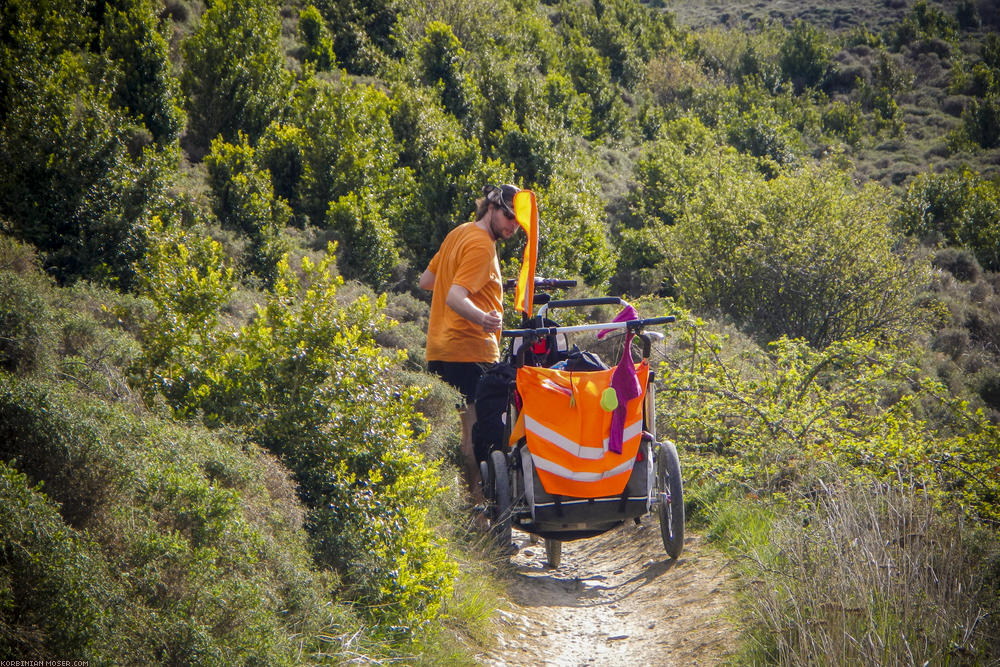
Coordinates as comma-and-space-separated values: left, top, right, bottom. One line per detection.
656, 441, 685, 559
489, 450, 513, 552
544, 539, 562, 568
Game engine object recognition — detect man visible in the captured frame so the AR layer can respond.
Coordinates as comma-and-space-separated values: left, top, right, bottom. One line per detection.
419, 184, 521, 504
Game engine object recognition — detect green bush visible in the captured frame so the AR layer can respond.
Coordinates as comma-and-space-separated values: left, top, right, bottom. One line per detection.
256, 122, 309, 213
664, 162, 928, 347
0, 374, 131, 528
134, 243, 457, 631
0, 53, 171, 287
778, 20, 832, 92
325, 189, 401, 288
658, 317, 1000, 525
101, 0, 185, 144
298, 5, 337, 71
181, 0, 290, 152
290, 73, 408, 229
896, 170, 1000, 272
416, 21, 476, 121
822, 100, 864, 146
961, 94, 1000, 149
0, 271, 56, 374
312, 0, 399, 75
531, 171, 617, 289
205, 136, 291, 286
0, 461, 112, 660
0, 363, 361, 663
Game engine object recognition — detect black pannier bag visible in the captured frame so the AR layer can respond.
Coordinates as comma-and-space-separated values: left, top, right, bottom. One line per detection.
471, 362, 516, 463
562, 347, 607, 371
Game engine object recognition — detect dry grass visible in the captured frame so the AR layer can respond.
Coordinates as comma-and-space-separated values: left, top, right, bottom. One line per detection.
731, 480, 1000, 665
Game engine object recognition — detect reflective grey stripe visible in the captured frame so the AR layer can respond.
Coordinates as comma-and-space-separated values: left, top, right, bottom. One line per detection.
531, 454, 636, 482
524, 415, 643, 460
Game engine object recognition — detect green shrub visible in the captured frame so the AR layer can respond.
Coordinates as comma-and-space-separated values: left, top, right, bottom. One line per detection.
101, 0, 185, 144
298, 5, 337, 71
256, 123, 309, 213
664, 162, 928, 347
0, 53, 171, 287
180, 0, 290, 152
778, 20, 832, 91
532, 171, 617, 289
205, 136, 291, 286
822, 100, 864, 146
0, 375, 131, 528
0, 365, 357, 663
417, 21, 476, 121
961, 94, 1000, 148
658, 317, 1000, 525
0, 272, 56, 374
325, 189, 401, 288
0, 461, 112, 660
135, 243, 457, 631
896, 170, 1000, 272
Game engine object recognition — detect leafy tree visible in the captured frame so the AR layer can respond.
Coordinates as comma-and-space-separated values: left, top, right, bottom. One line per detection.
298, 5, 337, 71
325, 188, 401, 288
491, 114, 571, 187
100, 0, 185, 144
205, 135, 290, 286
896, 169, 1000, 271
664, 162, 928, 347
543, 70, 592, 136
0, 52, 171, 287
181, 0, 290, 152
416, 21, 476, 121
778, 20, 832, 92
132, 217, 235, 411
725, 103, 798, 173
822, 100, 864, 147
889, 0, 959, 49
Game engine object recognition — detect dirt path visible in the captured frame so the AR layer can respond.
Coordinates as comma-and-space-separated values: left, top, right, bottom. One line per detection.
481, 522, 738, 666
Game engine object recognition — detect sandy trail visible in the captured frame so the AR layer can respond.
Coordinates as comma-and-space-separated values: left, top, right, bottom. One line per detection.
481, 522, 737, 666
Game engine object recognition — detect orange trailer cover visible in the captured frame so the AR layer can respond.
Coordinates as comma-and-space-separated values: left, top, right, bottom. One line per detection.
515, 361, 649, 498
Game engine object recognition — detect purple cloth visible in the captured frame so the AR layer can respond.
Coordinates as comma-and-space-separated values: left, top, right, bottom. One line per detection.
598, 304, 638, 339
608, 331, 641, 454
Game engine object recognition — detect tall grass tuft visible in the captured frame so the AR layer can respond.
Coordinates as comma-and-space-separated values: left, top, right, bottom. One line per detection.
725, 480, 1000, 665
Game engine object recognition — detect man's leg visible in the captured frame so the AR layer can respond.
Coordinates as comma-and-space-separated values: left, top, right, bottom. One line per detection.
459, 402, 485, 505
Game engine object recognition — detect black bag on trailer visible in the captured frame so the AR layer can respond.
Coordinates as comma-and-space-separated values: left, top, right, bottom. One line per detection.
471, 362, 516, 464
562, 347, 608, 371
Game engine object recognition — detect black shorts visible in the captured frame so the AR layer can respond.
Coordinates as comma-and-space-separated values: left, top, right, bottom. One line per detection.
428, 360, 487, 404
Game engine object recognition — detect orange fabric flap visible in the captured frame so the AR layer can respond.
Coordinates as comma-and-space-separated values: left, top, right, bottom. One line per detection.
515, 361, 649, 498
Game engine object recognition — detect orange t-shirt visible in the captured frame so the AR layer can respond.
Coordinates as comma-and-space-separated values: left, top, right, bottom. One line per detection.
425, 222, 502, 363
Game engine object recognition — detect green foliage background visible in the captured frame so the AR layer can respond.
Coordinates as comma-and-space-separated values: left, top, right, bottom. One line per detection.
1, 0, 999, 662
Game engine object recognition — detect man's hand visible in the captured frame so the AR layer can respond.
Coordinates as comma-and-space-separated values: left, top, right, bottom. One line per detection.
446, 285, 502, 333
481, 309, 502, 333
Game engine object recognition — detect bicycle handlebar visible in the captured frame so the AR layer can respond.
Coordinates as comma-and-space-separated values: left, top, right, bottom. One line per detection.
503, 277, 578, 290
501, 315, 675, 339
